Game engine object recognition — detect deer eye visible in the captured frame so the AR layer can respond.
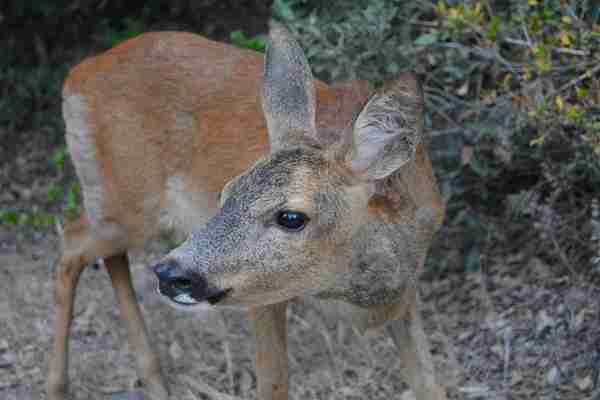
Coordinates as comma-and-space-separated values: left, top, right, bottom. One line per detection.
276, 210, 309, 231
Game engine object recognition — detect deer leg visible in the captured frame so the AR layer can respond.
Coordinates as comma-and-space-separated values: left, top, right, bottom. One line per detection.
249, 301, 289, 400
386, 290, 447, 400
104, 253, 169, 400
47, 253, 88, 400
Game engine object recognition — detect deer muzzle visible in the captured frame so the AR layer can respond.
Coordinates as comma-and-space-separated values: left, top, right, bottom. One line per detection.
152, 259, 231, 306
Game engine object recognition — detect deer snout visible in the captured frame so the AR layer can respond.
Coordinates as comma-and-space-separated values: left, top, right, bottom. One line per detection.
152, 259, 230, 306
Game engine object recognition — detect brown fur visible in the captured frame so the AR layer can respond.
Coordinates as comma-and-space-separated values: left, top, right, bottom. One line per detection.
48, 24, 447, 400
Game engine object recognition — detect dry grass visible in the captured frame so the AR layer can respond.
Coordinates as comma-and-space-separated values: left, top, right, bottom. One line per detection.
1, 231, 599, 400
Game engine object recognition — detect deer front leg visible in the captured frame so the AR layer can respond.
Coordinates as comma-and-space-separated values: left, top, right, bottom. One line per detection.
386, 290, 447, 400
105, 253, 168, 400
249, 301, 289, 400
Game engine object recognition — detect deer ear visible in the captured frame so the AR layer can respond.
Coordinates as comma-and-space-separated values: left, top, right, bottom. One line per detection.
345, 73, 424, 181
262, 23, 317, 152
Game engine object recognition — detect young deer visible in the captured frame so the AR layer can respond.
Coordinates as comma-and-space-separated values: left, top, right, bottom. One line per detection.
49, 23, 446, 400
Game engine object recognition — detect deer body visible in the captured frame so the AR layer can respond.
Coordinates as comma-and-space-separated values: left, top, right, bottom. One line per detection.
49, 27, 446, 400
63, 32, 268, 246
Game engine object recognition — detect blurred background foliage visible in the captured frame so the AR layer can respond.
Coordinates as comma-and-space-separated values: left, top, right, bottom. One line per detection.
1, 0, 599, 276
273, 0, 600, 275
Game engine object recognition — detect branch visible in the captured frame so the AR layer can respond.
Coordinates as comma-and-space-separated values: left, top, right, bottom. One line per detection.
503, 37, 590, 57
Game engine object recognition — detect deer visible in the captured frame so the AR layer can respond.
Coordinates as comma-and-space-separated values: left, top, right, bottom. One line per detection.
48, 23, 447, 400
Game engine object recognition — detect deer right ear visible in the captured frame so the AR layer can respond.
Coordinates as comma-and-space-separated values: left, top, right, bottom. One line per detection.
261, 23, 317, 152
344, 73, 425, 181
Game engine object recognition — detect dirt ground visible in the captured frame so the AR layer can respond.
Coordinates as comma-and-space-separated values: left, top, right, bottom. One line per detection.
1, 226, 599, 400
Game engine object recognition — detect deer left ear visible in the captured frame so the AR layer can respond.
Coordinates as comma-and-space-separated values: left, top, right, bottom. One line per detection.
344, 73, 424, 181
262, 22, 317, 152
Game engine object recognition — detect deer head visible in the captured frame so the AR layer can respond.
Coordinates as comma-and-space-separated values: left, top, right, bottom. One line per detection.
152, 23, 424, 310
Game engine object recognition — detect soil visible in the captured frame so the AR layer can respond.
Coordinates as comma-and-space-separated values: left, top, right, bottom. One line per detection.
1, 225, 599, 400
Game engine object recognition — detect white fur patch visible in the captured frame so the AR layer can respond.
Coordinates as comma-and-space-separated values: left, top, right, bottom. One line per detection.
156, 289, 215, 313
63, 93, 104, 226
160, 175, 214, 236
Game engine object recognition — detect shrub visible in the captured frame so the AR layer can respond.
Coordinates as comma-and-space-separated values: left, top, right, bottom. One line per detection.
274, 0, 600, 273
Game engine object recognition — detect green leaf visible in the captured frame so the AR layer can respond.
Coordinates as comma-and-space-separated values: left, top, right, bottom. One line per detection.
230, 30, 246, 45
47, 183, 64, 202
65, 184, 82, 218
0, 210, 20, 226
272, 0, 297, 21
230, 31, 266, 52
52, 147, 68, 170
469, 153, 488, 177
487, 16, 502, 41
414, 33, 439, 46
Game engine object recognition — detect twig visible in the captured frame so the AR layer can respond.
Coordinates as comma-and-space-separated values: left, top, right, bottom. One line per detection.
430, 105, 462, 130
397, 17, 439, 28
503, 37, 590, 57
430, 127, 465, 137
438, 43, 522, 73
482, 0, 494, 17
549, 233, 578, 280
502, 326, 513, 388
521, 23, 533, 49
222, 339, 235, 394
428, 291, 461, 383
313, 314, 343, 395
592, 350, 600, 389
553, 47, 590, 57
180, 375, 242, 400
547, 62, 600, 100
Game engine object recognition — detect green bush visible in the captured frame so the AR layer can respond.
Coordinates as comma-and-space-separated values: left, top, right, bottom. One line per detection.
274, 0, 600, 273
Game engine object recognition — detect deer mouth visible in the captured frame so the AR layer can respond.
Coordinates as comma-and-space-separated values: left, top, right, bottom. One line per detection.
155, 275, 232, 307
204, 287, 233, 305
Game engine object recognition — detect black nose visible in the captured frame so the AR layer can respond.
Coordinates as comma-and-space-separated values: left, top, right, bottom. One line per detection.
153, 259, 181, 282
152, 259, 230, 305
153, 259, 197, 301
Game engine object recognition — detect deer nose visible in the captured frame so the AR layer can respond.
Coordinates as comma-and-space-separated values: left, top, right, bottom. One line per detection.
153, 259, 180, 281
153, 259, 194, 299
152, 259, 230, 305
